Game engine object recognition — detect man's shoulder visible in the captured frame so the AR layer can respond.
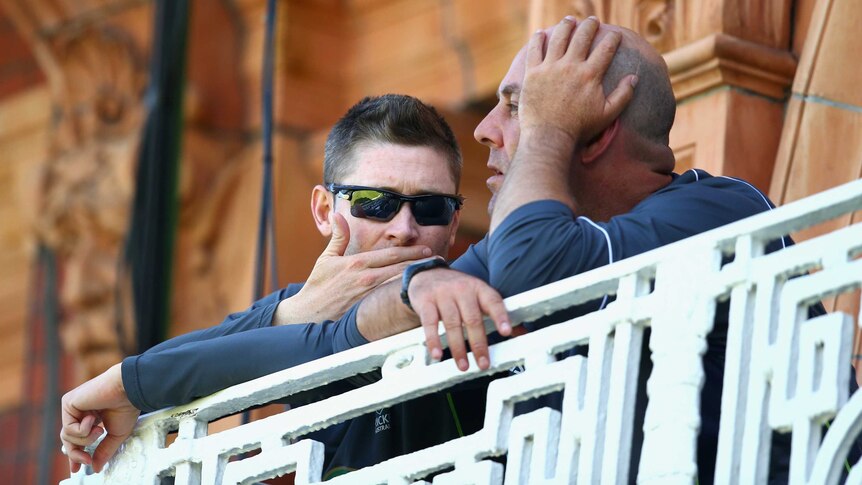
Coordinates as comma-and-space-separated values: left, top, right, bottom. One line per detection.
649, 168, 776, 214
619, 168, 780, 240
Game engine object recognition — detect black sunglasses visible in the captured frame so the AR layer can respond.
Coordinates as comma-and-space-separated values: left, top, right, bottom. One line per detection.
327, 184, 464, 226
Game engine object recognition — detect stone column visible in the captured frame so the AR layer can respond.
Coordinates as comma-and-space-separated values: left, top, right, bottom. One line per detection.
768, 0, 862, 376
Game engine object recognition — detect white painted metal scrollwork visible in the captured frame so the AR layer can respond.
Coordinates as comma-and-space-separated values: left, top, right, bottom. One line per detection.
62, 179, 862, 484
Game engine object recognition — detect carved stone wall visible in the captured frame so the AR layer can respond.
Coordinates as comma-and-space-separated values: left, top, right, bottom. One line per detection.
1, 1, 153, 381
0, 0, 270, 380
2, 0, 861, 479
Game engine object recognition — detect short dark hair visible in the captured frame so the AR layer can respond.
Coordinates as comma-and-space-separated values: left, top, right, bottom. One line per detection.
602, 46, 676, 145
323, 95, 462, 188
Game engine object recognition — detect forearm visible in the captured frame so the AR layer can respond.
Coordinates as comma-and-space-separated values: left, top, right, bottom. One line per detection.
122, 323, 341, 412
145, 287, 299, 353
355, 280, 419, 342
490, 127, 578, 233
144, 305, 276, 354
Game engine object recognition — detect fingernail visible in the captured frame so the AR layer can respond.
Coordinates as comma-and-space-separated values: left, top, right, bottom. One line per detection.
422, 247, 432, 256
458, 358, 469, 370
588, 15, 598, 20
478, 356, 489, 369
500, 321, 511, 334
564, 16, 575, 22
432, 348, 442, 361
630, 75, 639, 87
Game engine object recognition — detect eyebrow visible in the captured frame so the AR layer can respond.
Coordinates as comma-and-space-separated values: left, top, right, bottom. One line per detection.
496, 83, 521, 100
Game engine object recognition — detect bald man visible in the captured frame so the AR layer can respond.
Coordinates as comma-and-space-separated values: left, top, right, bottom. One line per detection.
351, 17, 816, 482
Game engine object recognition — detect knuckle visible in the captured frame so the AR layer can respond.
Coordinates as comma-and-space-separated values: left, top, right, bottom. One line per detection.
469, 340, 488, 352
356, 274, 376, 287
463, 316, 483, 328
346, 257, 365, 270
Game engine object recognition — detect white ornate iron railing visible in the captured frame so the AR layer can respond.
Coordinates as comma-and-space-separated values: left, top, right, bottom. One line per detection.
63, 179, 862, 485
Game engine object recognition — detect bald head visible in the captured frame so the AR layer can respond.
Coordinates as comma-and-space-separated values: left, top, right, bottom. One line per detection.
541, 21, 676, 146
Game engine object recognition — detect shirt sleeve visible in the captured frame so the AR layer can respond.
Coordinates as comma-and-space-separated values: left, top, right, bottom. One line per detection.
487, 200, 613, 298
450, 236, 490, 281
487, 180, 770, 299
142, 284, 304, 355
122, 318, 346, 413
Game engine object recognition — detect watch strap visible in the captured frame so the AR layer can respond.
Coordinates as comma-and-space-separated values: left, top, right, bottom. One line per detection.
400, 256, 449, 310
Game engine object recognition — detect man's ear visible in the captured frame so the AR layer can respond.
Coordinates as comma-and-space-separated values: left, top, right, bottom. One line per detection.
311, 185, 334, 237
447, 209, 461, 254
582, 118, 621, 163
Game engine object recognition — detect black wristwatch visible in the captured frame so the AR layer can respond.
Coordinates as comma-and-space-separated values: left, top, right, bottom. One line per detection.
400, 256, 449, 310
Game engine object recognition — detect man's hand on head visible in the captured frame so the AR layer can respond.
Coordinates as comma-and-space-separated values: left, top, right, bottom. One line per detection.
489, 16, 637, 233
521, 16, 636, 147
408, 268, 511, 371
60, 363, 140, 474
274, 212, 433, 325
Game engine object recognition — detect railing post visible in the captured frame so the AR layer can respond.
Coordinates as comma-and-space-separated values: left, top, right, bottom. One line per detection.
639, 249, 720, 483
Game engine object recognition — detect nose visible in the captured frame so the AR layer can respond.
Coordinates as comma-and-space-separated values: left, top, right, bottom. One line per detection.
474, 107, 502, 149
385, 202, 420, 245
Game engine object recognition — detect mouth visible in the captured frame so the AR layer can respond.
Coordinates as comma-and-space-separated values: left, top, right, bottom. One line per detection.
486, 168, 505, 192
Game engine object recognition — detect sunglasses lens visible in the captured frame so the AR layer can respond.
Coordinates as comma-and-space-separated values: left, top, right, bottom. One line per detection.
412, 196, 455, 226
336, 186, 459, 226
350, 189, 400, 221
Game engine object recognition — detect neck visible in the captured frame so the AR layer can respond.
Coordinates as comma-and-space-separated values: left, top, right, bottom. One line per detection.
572, 142, 674, 222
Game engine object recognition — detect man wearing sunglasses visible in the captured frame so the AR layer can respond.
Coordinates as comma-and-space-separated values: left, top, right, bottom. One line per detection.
61, 94, 487, 478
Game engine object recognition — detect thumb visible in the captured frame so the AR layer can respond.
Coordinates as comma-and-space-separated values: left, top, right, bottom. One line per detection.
323, 212, 350, 256
604, 74, 637, 120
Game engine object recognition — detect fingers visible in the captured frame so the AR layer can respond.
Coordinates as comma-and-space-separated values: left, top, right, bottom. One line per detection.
438, 298, 469, 371
605, 74, 637, 120
322, 212, 350, 257
478, 286, 510, 337
353, 247, 434, 288
458, 297, 489, 369
585, 28, 621, 72
428, 286, 509, 372
361, 245, 433, 268
412, 272, 513, 372
418, 304, 443, 362
462, 286, 509, 370
61, 417, 102, 473
568, 16, 600, 60
545, 16, 576, 61
60, 412, 102, 450
525, 29, 545, 68
67, 448, 91, 473
91, 434, 128, 473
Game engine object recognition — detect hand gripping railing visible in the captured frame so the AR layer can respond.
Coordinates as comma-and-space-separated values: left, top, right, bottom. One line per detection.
63, 179, 862, 485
